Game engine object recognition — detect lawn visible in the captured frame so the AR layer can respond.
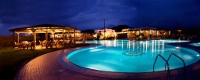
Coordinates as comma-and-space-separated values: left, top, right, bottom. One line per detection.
0, 44, 89, 80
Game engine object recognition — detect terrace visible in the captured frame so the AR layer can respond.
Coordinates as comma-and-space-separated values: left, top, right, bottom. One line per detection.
8, 24, 86, 50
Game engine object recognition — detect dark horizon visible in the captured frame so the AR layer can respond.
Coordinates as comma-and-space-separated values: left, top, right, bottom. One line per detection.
0, 0, 200, 35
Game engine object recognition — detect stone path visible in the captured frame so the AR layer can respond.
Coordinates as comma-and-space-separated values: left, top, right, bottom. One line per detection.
15, 49, 104, 80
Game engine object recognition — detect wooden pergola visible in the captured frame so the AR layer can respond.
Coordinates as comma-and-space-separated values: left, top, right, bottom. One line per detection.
127, 27, 171, 39
9, 24, 77, 50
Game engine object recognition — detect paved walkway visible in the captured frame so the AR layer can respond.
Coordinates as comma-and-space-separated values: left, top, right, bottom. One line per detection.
15, 47, 104, 80
15, 42, 200, 80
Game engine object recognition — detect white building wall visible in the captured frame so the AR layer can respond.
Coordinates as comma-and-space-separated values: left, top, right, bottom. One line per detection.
94, 28, 116, 38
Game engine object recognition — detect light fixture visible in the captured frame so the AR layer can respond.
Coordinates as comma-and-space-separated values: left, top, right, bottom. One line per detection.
176, 47, 180, 49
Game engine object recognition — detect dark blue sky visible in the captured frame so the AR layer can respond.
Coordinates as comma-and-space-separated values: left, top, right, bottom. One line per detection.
0, 0, 200, 35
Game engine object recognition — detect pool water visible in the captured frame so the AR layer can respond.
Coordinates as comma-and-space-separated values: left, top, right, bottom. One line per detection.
67, 40, 200, 72
191, 42, 200, 47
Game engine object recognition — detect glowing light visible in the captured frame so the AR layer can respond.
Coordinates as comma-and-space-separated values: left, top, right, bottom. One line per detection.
197, 54, 199, 57
87, 64, 115, 71
183, 55, 193, 60
90, 48, 94, 49
90, 49, 104, 52
176, 47, 180, 49
113, 40, 117, 47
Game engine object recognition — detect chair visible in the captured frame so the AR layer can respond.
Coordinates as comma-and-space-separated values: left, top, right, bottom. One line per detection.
26, 42, 33, 49
46, 41, 53, 48
14, 42, 21, 48
20, 42, 27, 49
51, 40, 58, 48
66, 39, 74, 47
40, 40, 47, 49
57, 40, 64, 47
63, 40, 70, 47
39, 40, 42, 45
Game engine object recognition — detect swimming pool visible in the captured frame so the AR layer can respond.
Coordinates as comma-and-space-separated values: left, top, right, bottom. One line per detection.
67, 39, 200, 73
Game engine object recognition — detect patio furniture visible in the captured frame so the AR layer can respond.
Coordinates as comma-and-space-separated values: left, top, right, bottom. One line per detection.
14, 42, 20, 48
19, 41, 30, 49
26, 42, 34, 49
40, 40, 47, 49
63, 40, 70, 47
51, 40, 58, 48
46, 41, 53, 48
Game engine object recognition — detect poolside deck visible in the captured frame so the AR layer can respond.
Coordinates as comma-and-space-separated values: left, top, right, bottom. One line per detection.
15, 42, 200, 80
15, 45, 102, 80
14, 45, 63, 50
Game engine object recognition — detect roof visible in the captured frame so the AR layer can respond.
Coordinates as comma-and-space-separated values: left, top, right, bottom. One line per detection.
129, 27, 157, 31
9, 24, 77, 33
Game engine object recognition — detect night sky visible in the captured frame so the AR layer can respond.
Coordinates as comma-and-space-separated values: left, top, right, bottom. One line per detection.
0, 0, 200, 35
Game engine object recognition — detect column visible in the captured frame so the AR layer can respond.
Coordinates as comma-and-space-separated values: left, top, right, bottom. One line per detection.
82, 33, 86, 44
45, 31, 48, 49
67, 30, 69, 39
85, 33, 87, 41
62, 29, 65, 47
52, 30, 55, 41
33, 31, 36, 50
63, 29, 65, 40
73, 29, 76, 44
52, 32, 55, 41
12, 32, 15, 49
17, 32, 20, 43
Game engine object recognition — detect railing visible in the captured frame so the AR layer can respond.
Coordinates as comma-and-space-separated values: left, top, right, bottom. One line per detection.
166, 53, 187, 80
153, 53, 187, 80
153, 54, 170, 80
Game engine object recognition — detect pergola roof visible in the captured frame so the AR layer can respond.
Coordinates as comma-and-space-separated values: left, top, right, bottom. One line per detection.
9, 24, 77, 33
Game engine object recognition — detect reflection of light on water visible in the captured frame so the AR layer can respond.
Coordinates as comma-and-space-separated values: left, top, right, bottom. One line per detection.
197, 54, 199, 57
122, 40, 124, 49
191, 43, 200, 47
127, 41, 130, 49
90, 48, 94, 49
90, 49, 104, 52
143, 42, 145, 52
132, 42, 135, 51
159, 40, 164, 42
154, 67, 165, 71
152, 40, 154, 53
176, 47, 180, 49
158, 41, 160, 53
162, 41, 165, 54
87, 64, 115, 71
145, 41, 148, 52
113, 40, 116, 47
154, 39, 189, 43
183, 55, 193, 60
107, 40, 111, 46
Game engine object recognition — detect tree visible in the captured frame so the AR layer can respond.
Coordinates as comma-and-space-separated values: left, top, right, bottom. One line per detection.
112, 24, 131, 32
81, 29, 94, 34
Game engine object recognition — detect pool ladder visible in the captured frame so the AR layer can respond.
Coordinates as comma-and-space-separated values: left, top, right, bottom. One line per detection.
153, 53, 186, 80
